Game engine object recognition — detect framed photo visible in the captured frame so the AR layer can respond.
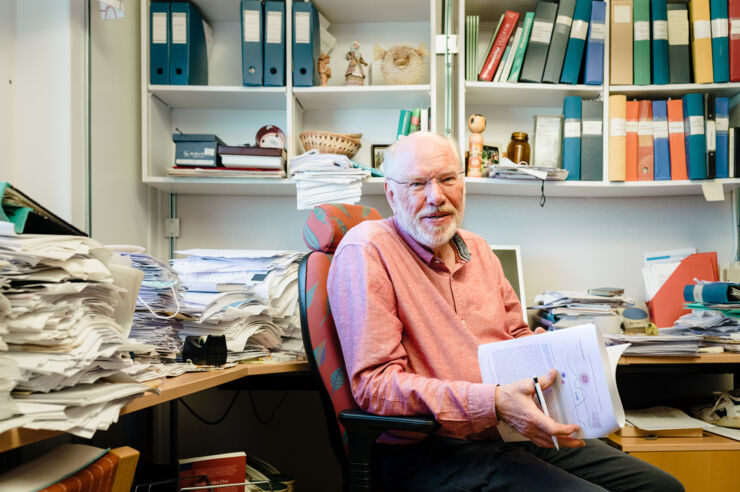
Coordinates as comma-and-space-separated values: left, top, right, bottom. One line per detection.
482, 145, 500, 166
372, 144, 391, 169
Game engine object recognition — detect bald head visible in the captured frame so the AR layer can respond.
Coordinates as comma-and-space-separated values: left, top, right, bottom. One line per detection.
382, 132, 462, 180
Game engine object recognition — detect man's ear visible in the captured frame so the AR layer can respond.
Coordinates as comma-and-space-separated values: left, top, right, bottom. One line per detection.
384, 182, 397, 212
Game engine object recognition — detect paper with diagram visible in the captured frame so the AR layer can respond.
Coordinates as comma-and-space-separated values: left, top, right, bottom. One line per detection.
478, 323, 626, 440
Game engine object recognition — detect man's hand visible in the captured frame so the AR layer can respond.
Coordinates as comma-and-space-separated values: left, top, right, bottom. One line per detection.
494, 369, 585, 449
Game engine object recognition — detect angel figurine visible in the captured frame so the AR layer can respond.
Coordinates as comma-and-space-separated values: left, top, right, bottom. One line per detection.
345, 41, 368, 86
318, 52, 332, 86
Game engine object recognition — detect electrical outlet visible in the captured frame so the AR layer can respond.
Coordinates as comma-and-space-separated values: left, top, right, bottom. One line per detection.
165, 218, 180, 238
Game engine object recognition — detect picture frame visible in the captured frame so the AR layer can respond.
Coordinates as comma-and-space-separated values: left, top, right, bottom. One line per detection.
482, 145, 500, 167
372, 144, 391, 169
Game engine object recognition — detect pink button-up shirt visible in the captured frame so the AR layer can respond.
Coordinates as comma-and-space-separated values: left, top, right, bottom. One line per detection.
327, 217, 533, 443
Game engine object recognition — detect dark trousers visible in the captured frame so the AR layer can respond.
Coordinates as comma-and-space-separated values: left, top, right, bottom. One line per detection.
380, 437, 684, 492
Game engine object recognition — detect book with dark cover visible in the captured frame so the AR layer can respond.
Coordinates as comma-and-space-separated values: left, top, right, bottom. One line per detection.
520, 1, 559, 82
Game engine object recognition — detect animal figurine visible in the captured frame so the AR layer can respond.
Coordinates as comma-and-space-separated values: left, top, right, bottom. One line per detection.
373, 43, 427, 85
318, 52, 332, 86
467, 114, 486, 178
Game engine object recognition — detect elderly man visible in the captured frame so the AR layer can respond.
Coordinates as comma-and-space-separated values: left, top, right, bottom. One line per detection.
327, 132, 683, 491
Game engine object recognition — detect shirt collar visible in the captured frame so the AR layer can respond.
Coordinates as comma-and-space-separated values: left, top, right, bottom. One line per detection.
392, 216, 471, 267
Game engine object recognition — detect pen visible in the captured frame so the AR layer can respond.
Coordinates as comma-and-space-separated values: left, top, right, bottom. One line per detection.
533, 376, 559, 450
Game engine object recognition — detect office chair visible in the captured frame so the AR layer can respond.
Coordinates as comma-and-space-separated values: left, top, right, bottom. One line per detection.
41, 446, 140, 492
298, 203, 439, 492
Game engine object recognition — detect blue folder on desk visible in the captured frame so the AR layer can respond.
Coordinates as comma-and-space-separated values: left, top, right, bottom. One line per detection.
683, 93, 707, 180
263, 1, 286, 87
563, 96, 582, 180
170, 1, 209, 85
652, 100, 671, 180
650, 0, 670, 85
710, 0, 730, 83
560, 0, 593, 84
292, 1, 320, 87
241, 0, 263, 86
583, 1, 606, 85
149, 2, 170, 84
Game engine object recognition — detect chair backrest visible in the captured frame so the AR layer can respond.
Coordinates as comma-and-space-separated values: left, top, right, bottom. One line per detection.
40, 446, 139, 492
298, 203, 383, 470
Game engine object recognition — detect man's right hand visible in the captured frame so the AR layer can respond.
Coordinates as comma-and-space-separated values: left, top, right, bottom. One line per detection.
494, 369, 585, 449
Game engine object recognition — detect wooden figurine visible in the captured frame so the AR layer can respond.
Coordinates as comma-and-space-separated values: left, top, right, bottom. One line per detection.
467, 114, 486, 177
318, 52, 332, 86
345, 41, 368, 86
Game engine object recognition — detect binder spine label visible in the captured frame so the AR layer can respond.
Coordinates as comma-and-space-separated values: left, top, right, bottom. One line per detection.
611, 118, 626, 136
694, 20, 712, 39
614, 5, 631, 23
706, 121, 717, 150
689, 115, 705, 134
626, 120, 639, 133
556, 14, 573, 29
638, 120, 653, 136
583, 120, 603, 135
712, 18, 729, 37
295, 12, 310, 43
668, 11, 690, 44
717, 117, 729, 132
266, 11, 282, 43
243, 10, 260, 42
152, 13, 167, 43
731, 18, 740, 36
654, 120, 669, 139
634, 21, 651, 41
564, 119, 581, 138
669, 121, 684, 133
590, 21, 606, 40
172, 12, 187, 44
530, 21, 554, 44
570, 19, 589, 39
653, 20, 668, 40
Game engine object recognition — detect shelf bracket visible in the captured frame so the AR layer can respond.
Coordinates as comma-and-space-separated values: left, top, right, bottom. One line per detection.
435, 34, 458, 55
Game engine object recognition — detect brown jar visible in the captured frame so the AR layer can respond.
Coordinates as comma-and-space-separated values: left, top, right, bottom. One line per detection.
507, 132, 530, 165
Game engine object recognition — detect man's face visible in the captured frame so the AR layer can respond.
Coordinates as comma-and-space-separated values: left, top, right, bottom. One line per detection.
385, 134, 465, 250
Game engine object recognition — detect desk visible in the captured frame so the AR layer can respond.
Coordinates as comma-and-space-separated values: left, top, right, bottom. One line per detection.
610, 353, 740, 492
0, 361, 309, 454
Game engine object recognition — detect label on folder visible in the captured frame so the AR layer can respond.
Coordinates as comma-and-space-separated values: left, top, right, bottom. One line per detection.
266, 11, 282, 43
295, 12, 311, 43
152, 13, 167, 43
243, 10, 260, 42
172, 12, 187, 44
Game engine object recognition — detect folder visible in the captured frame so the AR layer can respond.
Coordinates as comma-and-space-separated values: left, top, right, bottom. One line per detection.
646, 252, 719, 328
683, 93, 707, 179
560, 0, 593, 84
689, 0, 714, 84
716, 96, 730, 178
149, 2, 170, 84
0, 182, 87, 236
292, 1, 320, 87
632, 0, 651, 85
563, 96, 582, 180
609, 94, 627, 181
667, 98, 688, 180
684, 281, 740, 304
508, 12, 535, 82
625, 100, 639, 181
650, 0, 670, 85
583, 1, 606, 85
581, 99, 604, 181
730, 0, 740, 81
705, 93, 717, 179
263, 1, 285, 87
241, 0, 263, 87
652, 100, 671, 180
169, 1, 209, 86
710, 0, 730, 83
637, 100, 654, 180
520, 1, 559, 83
543, 0, 576, 83
610, 0, 634, 85
479, 10, 520, 81
667, 3, 692, 84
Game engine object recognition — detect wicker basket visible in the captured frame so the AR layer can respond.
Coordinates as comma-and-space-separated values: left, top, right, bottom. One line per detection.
300, 131, 362, 158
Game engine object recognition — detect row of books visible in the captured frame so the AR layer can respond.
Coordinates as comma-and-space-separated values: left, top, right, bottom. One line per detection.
467, 0, 605, 85
610, 0, 740, 86
396, 108, 431, 140
608, 93, 735, 181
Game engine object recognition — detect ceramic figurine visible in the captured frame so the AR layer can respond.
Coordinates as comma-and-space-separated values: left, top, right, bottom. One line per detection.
467, 114, 486, 177
318, 52, 332, 86
345, 41, 368, 86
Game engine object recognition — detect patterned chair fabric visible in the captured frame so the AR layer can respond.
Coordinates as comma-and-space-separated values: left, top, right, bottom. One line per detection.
303, 203, 382, 253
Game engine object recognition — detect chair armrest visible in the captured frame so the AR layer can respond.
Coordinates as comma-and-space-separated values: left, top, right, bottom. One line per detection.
338, 408, 439, 434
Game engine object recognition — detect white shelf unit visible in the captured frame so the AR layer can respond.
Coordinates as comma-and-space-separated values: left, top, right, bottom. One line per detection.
140, 0, 435, 188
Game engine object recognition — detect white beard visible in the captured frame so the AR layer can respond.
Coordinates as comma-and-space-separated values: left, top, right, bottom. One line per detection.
394, 199, 464, 250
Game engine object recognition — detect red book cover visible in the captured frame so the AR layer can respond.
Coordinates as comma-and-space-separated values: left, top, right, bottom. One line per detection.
478, 10, 520, 81
625, 100, 639, 181
730, 0, 740, 81
637, 100, 654, 180
666, 99, 688, 180
178, 452, 246, 492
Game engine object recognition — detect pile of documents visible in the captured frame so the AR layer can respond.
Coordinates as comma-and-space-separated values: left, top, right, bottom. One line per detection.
530, 290, 633, 334
602, 332, 703, 356
674, 309, 740, 352
289, 150, 370, 210
489, 161, 569, 181
171, 249, 305, 359
0, 233, 157, 437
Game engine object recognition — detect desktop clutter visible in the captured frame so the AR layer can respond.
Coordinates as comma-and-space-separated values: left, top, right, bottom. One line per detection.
529, 247, 740, 443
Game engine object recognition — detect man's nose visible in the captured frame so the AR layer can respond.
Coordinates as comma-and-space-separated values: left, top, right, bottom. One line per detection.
425, 178, 447, 204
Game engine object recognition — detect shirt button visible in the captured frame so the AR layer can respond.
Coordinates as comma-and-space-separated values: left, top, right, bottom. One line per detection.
462, 320, 466, 324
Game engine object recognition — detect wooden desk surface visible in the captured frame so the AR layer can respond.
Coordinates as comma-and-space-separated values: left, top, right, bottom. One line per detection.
0, 360, 309, 453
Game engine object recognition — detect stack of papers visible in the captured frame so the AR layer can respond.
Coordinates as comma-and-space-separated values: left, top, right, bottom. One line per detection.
0, 233, 155, 437
642, 248, 695, 302
289, 150, 370, 210
602, 332, 703, 356
171, 249, 305, 357
489, 162, 569, 181
531, 290, 634, 333
674, 309, 740, 352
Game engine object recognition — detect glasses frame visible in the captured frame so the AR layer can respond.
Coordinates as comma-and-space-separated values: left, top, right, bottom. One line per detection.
386, 171, 466, 192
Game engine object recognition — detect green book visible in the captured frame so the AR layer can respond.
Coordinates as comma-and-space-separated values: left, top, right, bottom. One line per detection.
469, 16, 479, 80
633, 0, 651, 85
508, 12, 535, 82
478, 13, 505, 78
397, 109, 412, 140
409, 108, 421, 132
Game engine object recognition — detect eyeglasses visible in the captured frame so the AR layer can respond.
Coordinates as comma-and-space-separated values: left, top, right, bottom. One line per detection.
386, 171, 465, 192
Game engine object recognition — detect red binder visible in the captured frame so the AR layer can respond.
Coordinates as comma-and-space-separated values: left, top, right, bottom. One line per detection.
625, 101, 639, 181
637, 100, 654, 180
646, 252, 719, 328
478, 11, 520, 81
730, 0, 740, 81
666, 99, 688, 180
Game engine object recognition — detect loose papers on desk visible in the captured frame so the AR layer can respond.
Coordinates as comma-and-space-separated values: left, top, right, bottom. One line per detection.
602, 332, 703, 355
289, 150, 370, 210
171, 249, 304, 357
531, 290, 633, 334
